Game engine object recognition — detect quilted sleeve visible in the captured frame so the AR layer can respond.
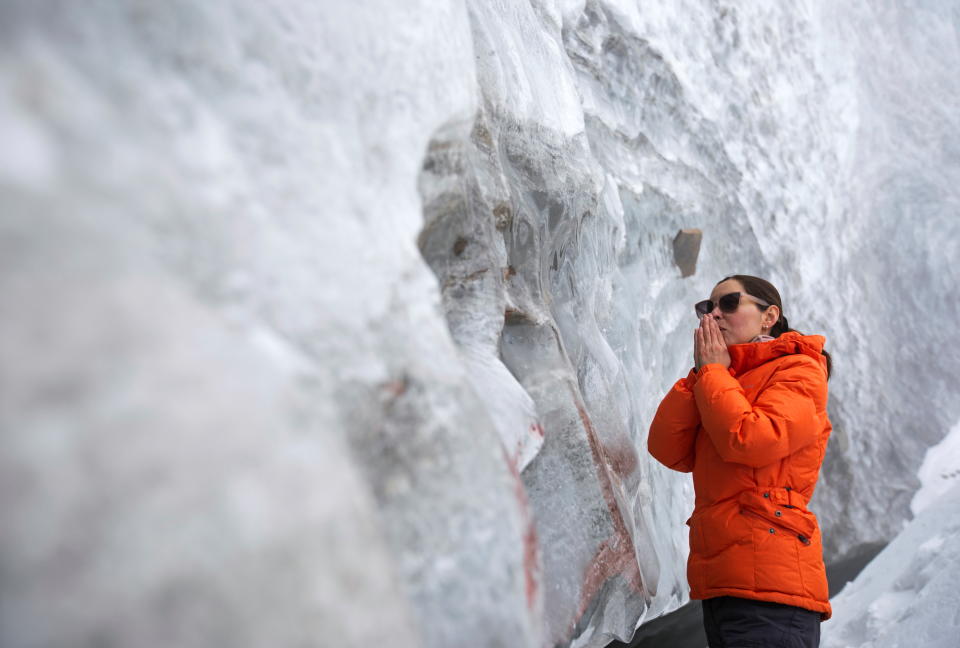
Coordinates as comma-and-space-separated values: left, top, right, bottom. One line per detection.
648, 369, 701, 473
693, 356, 826, 468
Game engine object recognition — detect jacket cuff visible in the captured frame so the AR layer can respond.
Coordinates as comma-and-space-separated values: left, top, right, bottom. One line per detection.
696, 363, 729, 378
678, 367, 699, 390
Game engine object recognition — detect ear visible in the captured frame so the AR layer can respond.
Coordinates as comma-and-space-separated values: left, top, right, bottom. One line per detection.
763, 305, 781, 330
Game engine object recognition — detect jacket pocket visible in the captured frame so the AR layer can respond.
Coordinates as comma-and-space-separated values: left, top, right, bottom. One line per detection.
741, 507, 805, 595
740, 509, 813, 546
738, 490, 817, 545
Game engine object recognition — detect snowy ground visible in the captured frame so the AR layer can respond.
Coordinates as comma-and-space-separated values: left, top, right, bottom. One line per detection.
822, 421, 960, 648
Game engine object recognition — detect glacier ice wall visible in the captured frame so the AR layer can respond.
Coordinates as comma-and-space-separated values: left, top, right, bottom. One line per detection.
2, 1, 959, 647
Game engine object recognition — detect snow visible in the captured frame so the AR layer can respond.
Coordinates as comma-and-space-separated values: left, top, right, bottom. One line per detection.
1, 1, 960, 647
912, 419, 960, 515
823, 481, 960, 648
822, 416, 960, 647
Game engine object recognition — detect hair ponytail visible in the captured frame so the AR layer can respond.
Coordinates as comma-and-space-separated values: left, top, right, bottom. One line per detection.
770, 313, 791, 338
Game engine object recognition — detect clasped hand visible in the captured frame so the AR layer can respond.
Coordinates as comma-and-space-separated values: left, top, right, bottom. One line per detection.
694, 315, 731, 371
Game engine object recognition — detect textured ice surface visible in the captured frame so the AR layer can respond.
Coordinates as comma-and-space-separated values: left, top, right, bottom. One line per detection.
912, 419, 960, 515
823, 482, 960, 648
2, 1, 960, 647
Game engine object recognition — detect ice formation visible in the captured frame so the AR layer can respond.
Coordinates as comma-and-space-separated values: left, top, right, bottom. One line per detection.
823, 480, 960, 648
911, 419, 960, 516
821, 416, 960, 648
2, 1, 959, 647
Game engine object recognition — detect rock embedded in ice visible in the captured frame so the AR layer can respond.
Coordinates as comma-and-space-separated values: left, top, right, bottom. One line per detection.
672, 229, 703, 278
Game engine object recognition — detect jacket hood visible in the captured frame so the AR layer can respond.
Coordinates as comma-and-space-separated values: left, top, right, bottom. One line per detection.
727, 331, 827, 376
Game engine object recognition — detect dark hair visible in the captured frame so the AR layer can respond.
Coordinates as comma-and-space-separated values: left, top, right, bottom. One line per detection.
719, 274, 832, 379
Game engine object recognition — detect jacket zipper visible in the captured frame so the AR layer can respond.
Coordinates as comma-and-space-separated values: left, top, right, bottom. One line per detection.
740, 509, 812, 546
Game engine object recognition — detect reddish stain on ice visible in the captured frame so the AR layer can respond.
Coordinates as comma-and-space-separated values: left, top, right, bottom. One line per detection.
522, 516, 540, 609
530, 423, 545, 439
502, 447, 541, 611
380, 375, 408, 398
565, 383, 645, 639
606, 441, 638, 479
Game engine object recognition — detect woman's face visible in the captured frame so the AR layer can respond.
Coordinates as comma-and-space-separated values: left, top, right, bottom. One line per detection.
706, 279, 779, 345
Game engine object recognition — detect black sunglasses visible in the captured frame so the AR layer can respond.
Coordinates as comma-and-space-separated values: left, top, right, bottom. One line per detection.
695, 292, 769, 317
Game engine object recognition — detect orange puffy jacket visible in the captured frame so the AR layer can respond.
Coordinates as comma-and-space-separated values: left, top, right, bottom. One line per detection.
648, 332, 832, 619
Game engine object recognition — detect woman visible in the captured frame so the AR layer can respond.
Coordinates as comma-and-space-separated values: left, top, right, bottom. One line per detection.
648, 275, 832, 648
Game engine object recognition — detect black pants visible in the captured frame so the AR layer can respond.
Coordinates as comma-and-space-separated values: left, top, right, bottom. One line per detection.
702, 596, 820, 648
